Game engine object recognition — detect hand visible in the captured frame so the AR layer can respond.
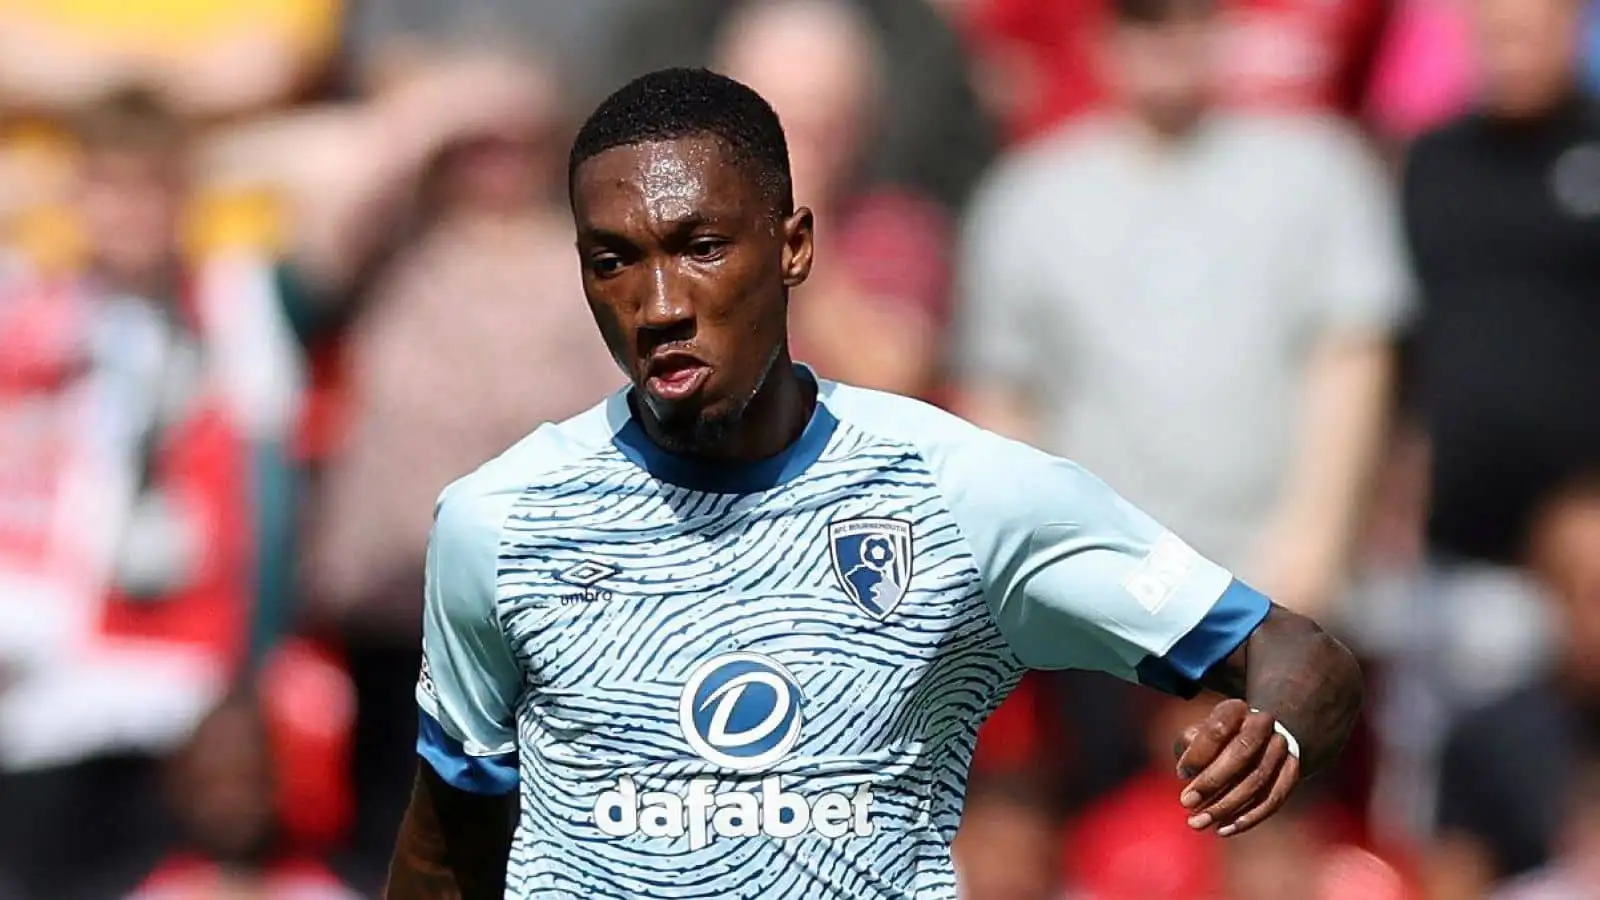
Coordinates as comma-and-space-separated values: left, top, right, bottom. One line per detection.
1172, 699, 1300, 838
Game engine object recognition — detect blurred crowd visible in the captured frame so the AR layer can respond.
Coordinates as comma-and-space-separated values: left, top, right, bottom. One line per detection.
0, 0, 1596, 898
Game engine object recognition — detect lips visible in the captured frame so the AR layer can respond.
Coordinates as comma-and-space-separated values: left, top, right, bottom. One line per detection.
644, 350, 711, 403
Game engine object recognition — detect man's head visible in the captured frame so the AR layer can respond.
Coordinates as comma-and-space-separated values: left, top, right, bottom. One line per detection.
72, 88, 189, 286
1471, 0, 1585, 120
568, 68, 813, 454
1102, 0, 1219, 137
714, 0, 884, 209
168, 691, 278, 867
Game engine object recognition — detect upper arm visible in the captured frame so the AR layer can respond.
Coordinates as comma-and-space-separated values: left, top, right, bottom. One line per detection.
415, 483, 522, 796
935, 429, 1270, 696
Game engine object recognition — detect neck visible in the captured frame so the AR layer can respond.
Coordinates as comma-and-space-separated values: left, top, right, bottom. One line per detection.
641, 351, 813, 464
1125, 104, 1208, 151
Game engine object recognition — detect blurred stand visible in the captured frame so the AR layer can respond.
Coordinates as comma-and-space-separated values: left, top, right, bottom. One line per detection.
954, 0, 1408, 617
1427, 479, 1600, 899
0, 0, 1596, 898
610, 0, 998, 211
714, 0, 954, 399
1370, 2, 1600, 890
340, 0, 644, 113
125, 643, 360, 900
0, 0, 338, 118
0, 91, 307, 900
952, 6, 1406, 827
945, 0, 1393, 145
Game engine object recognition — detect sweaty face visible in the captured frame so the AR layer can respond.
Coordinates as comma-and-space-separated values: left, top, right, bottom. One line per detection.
572, 136, 812, 453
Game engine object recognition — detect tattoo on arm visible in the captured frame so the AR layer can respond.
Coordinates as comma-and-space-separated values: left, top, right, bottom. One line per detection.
386, 765, 517, 900
1199, 603, 1365, 776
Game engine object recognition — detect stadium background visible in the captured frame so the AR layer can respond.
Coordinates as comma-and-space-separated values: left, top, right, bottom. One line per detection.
0, 0, 1597, 898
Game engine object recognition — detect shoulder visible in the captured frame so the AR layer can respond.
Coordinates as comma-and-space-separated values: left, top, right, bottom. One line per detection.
969, 114, 1116, 208
822, 380, 1095, 501
1217, 112, 1381, 180
433, 394, 620, 540
1405, 113, 1480, 172
823, 379, 985, 452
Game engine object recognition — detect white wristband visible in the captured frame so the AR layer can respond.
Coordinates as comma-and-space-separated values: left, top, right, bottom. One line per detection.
1251, 708, 1301, 760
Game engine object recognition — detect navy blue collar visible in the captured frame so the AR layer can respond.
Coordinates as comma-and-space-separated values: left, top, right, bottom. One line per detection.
609, 373, 837, 494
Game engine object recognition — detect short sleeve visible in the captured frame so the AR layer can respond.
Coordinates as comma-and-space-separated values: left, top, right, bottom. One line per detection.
934, 429, 1271, 696
1303, 124, 1414, 335
415, 481, 521, 794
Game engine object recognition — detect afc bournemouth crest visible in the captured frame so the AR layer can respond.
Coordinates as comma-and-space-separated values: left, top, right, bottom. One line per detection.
828, 517, 913, 619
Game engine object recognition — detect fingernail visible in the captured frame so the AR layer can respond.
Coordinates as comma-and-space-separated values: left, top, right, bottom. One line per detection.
1219, 825, 1237, 837
1187, 813, 1212, 830
1180, 790, 1201, 808
1178, 767, 1197, 780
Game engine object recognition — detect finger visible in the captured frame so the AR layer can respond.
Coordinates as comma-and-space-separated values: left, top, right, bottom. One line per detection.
1179, 710, 1274, 810
1218, 752, 1302, 838
1187, 733, 1288, 831
1175, 699, 1249, 779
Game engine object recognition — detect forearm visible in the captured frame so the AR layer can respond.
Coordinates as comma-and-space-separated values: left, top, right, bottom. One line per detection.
1267, 337, 1393, 603
1201, 605, 1364, 777
386, 766, 514, 900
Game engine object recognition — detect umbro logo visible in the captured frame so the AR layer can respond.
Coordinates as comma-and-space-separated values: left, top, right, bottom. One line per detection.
556, 560, 620, 587
555, 559, 619, 607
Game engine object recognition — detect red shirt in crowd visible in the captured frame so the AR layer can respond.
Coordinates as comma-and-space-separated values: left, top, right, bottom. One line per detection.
957, 0, 1392, 143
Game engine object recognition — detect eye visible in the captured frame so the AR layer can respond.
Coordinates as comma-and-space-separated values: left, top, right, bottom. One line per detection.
686, 237, 728, 262
588, 252, 626, 277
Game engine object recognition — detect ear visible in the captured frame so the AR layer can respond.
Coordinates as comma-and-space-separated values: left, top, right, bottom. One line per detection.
781, 206, 815, 289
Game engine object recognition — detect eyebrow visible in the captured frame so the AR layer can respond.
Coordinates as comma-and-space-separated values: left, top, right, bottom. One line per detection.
577, 212, 733, 245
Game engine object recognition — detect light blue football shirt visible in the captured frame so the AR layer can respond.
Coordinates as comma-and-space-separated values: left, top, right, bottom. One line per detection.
415, 370, 1270, 899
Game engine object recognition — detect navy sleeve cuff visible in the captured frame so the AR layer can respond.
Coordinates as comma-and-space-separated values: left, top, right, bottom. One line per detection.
417, 712, 519, 795
1135, 579, 1271, 698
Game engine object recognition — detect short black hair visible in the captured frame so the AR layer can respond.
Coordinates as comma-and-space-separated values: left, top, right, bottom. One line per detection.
1112, 0, 1214, 24
568, 67, 793, 216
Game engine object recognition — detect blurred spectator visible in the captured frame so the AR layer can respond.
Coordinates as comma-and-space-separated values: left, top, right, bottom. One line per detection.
955, 775, 1063, 900
0, 0, 339, 117
342, 0, 643, 112
609, 0, 997, 211
1399, 0, 1600, 712
957, 0, 1409, 617
283, 51, 621, 889
1492, 760, 1600, 900
0, 89, 306, 900
127, 680, 360, 900
950, 0, 1392, 145
1405, 0, 1600, 577
713, 0, 954, 398
1429, 476, 1600, 897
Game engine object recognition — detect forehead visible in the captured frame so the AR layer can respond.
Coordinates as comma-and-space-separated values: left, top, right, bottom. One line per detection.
572, 136, 766, 232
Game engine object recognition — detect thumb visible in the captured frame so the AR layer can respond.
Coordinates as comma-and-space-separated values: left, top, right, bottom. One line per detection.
1173, 725, 1200, 769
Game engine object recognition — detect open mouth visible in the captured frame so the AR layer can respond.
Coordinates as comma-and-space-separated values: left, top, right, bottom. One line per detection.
645, 352, 712, 402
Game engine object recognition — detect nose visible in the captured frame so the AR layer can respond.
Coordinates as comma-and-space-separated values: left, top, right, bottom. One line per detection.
639, 260, 693, 332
